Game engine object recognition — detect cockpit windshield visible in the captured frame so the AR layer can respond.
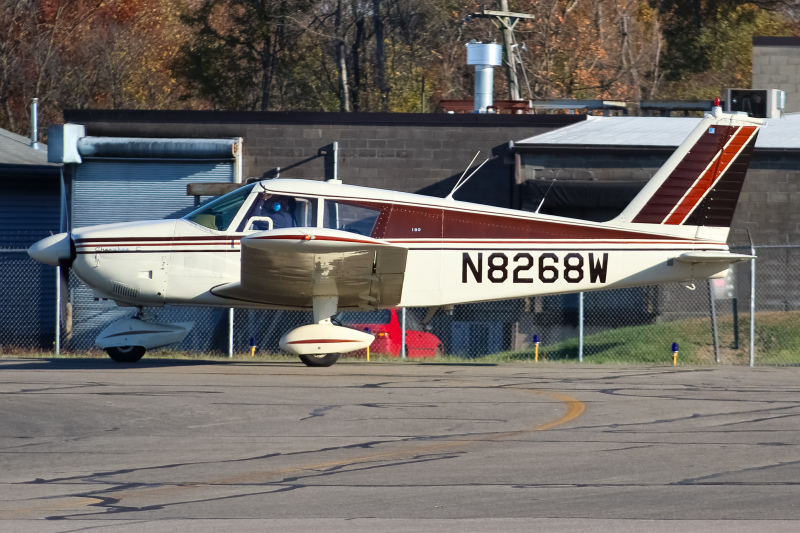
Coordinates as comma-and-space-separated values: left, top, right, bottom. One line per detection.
183, 184, 255, 231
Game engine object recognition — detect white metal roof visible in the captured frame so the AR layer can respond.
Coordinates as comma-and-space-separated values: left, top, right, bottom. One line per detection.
0, 127, 55, 166
516, 112, 800, 150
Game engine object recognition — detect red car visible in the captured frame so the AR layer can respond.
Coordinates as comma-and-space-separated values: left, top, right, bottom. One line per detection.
336, 309, 442, 358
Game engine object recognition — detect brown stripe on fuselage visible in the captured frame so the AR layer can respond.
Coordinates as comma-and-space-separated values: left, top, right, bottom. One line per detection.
287, 339, 361, 344
249, 234, 380, 245
369, 203, 684, 241
632, 125, 736, 224
75, 236, 242, 243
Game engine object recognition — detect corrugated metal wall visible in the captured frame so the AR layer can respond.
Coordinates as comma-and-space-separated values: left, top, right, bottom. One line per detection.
73, 161, 233, 226
0, 180, 60, 247
0, 177, 62, 349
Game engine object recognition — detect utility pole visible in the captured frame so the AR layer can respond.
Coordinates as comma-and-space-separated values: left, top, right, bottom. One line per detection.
464, 3, 535, 101
499, 0, 520, 101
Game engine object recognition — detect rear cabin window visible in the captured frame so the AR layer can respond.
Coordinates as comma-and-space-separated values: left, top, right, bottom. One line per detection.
325, 201, 379, 236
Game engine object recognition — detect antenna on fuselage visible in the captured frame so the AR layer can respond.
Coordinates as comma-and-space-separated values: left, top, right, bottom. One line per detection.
446, 151, 490, 201
535, 179, 556, 214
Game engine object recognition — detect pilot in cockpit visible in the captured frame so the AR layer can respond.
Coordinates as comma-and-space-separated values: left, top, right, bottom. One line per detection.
252, 193, 296, 230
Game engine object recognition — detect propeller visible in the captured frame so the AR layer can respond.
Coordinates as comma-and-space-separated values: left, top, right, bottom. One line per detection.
28, 231, 75, 267
29, 166, 74, 267
27, 167, 75, 354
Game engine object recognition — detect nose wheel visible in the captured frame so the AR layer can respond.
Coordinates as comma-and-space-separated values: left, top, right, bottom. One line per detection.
105, 346, 146, 363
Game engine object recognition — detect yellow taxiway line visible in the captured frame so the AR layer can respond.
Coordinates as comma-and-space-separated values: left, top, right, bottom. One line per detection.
2, 387, 585, 517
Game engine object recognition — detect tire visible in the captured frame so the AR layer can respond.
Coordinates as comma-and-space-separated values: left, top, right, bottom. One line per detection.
299, 353, 340, 367
105, 346, 146, 363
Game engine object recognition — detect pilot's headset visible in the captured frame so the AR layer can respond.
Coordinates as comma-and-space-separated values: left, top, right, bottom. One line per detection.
270, 198, 284, 213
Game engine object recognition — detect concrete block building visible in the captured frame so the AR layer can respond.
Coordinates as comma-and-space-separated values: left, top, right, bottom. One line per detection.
752, 36, 800, 114
513, 114, 800, 246
63, 110, 583, 209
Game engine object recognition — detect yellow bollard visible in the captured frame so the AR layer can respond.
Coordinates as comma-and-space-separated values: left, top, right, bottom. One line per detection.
251, 346, 256, 357
533, 335, 540, 362
672, 342, 678, 366
366, 346, 370, 362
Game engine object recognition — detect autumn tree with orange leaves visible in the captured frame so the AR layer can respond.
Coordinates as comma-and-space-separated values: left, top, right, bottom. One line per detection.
1, 0, 800, 138
0, 0, 194, 136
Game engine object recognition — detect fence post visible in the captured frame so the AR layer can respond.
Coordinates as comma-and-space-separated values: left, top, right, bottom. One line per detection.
749, 237, 756, 367
401, 307, 406, 359
732, 298, 739, 350
56, 166, 66, 356
578, 292, 584, 363
708, 280, 719, 363
55, 266, 61, 355
228, 308, 234, 358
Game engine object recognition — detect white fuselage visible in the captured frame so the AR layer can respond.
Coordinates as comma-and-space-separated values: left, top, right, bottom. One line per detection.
67, 179, 730, 311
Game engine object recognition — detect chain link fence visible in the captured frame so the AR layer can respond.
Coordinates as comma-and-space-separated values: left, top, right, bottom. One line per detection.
0, 232, 58, 353
3, 237, 800, 365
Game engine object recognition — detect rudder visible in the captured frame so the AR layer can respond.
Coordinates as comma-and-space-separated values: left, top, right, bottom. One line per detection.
617, 108, 761, 229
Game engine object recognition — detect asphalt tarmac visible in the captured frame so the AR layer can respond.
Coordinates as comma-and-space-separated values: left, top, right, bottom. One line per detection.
1, 358, 799, 532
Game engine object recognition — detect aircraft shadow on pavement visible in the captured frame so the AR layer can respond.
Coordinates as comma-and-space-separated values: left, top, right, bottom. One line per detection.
0, 357, 238, 371
0, 357, 506, 370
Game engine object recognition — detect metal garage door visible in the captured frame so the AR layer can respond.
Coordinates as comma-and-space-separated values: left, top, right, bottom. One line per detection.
68, 139, 238, 351
72, 160, 233, 227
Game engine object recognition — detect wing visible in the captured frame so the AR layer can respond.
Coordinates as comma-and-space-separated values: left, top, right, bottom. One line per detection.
211, 228, 408, 309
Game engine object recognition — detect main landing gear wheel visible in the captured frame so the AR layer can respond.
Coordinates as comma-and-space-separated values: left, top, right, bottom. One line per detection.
105, 346, 146, 363
299, 353, 340, 367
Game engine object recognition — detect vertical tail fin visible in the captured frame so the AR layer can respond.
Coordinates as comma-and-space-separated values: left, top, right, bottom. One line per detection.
617, 108, 762, 229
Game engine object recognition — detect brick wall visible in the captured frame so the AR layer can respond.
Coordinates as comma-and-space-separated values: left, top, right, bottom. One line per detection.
64, 110, 582, 208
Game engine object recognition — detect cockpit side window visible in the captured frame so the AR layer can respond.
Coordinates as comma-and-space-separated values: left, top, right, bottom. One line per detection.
239, 193, 318, 232
183, 184, 255, 231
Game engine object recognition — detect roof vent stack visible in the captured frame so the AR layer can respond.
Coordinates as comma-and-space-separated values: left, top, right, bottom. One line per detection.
466, 41, 502, 113
30, 98, 40, 150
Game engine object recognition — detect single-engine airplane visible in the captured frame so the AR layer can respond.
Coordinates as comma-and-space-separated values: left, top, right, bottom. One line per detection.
29, 106, 760, 365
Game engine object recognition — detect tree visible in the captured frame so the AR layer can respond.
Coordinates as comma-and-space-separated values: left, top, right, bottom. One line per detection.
0, 0, 194, 137
651, 0, 798, 99
0, 0, 107, 134
174, 0, 311, 111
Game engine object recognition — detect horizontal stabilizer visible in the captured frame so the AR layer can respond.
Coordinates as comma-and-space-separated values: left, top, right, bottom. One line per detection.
674, 252, 754, 264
